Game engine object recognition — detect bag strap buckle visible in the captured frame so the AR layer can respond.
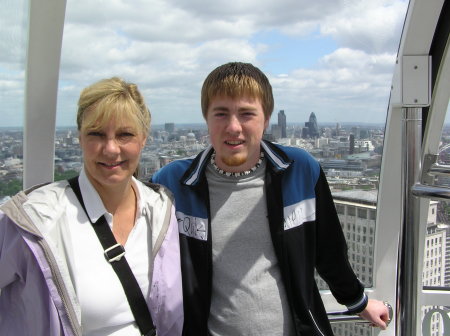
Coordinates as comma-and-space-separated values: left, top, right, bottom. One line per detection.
104, 243, 125, 263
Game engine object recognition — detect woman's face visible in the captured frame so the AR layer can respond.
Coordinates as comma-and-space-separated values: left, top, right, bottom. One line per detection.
79, 115, 146, 191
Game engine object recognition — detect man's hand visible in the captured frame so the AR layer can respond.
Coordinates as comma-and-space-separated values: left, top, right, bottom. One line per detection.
358, 299, 391, 329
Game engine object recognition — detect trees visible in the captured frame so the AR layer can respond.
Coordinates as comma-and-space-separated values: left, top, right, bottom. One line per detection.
0, 170, 79, 198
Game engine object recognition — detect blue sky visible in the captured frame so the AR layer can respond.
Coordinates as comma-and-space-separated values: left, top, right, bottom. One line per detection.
1, 0, 409, 127
251, 30, 338, 73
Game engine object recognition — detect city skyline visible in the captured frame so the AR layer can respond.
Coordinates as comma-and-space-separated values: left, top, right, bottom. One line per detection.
0, 120, 388, 130
2, 0, 408, 127
0, 114, 388, 193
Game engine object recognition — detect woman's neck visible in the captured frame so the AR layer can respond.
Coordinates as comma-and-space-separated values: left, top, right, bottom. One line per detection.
96, 180, 135, 215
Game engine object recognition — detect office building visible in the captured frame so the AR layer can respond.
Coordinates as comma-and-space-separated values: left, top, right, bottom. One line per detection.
278, 110, 287, 138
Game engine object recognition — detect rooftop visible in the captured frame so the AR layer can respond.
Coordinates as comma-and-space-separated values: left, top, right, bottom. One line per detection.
332, 189, 378, 205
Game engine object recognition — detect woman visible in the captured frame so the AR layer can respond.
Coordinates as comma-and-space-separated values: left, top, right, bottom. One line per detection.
0, 77, 183, 335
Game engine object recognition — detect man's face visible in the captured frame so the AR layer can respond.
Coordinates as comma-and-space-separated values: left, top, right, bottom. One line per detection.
206, 95, 268, 172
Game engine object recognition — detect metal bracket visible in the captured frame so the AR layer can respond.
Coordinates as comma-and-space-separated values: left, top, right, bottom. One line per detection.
402, 55, 431, 107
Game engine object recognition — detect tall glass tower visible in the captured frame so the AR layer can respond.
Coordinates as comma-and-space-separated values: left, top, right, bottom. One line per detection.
278, 110, 287, 138
305, 112, 319, 138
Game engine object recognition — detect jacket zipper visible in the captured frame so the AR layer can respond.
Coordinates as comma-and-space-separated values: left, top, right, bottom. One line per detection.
308, 310, 326, 336
8, 195, 82, 336
38, 239, 82, 336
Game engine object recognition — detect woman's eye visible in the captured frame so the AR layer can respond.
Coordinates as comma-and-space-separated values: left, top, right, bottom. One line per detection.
87, 131, 103, 137
118, 132, 134, 138
116, 132, 135, 143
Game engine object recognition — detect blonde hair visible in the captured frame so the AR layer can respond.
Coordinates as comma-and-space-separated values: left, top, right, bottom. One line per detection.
77, 77, 150, 137
201, 62, 274, 120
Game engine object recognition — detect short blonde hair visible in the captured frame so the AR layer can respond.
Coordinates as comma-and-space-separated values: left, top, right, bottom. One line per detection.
77, 77, 150, 137
201, 62, 274, 120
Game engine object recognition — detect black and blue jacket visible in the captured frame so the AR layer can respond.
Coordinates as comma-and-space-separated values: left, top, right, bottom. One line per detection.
152, 140, 368, 336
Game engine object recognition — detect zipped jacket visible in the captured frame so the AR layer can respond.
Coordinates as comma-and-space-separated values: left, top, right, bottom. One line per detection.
0, 178, 183, 336
151, 140, 368, 336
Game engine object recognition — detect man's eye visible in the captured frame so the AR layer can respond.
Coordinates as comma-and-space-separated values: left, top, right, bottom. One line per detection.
242, 111, 255, 117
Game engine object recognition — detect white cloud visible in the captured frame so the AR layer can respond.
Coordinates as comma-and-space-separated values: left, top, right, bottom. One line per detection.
0, 0, 28, 65
320, 0, 408, 53
269, 48, 396, 123
168, 0, 346, 25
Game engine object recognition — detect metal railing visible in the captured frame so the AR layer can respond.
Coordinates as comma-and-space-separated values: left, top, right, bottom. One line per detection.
397, 107, 423, 336
328, 302, 393, 325
412, 153, 450, 200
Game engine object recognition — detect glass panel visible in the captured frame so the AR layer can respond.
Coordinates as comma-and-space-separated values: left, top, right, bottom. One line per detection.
436, 103, 450, 187
422, 306, 450, 336
57, 2, 407, 333
54, 128, 81, 181
422, 200, 448, 288
316, 192, 377, 288
421, 199, 450, 292
424, 100, 450, 292
422, 99, 450, 334
0, 0, 29, 202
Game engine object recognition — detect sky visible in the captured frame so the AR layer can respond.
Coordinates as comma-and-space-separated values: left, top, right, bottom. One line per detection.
1, 0, 409, 127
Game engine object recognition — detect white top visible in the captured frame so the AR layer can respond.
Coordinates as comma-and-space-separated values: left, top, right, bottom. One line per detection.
67, 169, 151, 336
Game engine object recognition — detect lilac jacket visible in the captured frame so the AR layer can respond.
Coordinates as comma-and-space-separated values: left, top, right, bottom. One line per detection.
0, 179, 183, 336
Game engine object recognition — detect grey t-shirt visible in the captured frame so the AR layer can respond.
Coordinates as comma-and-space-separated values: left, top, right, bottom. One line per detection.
206, 160, 295, 336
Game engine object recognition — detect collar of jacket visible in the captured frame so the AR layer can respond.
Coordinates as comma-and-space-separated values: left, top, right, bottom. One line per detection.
181, 140, 293, 186
0, 182, 54, 238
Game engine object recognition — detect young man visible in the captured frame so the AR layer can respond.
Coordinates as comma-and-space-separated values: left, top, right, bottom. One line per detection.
152, 62, 390, 335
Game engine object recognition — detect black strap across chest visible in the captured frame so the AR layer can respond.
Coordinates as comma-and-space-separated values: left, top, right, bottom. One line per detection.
68, 176, 156, 336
